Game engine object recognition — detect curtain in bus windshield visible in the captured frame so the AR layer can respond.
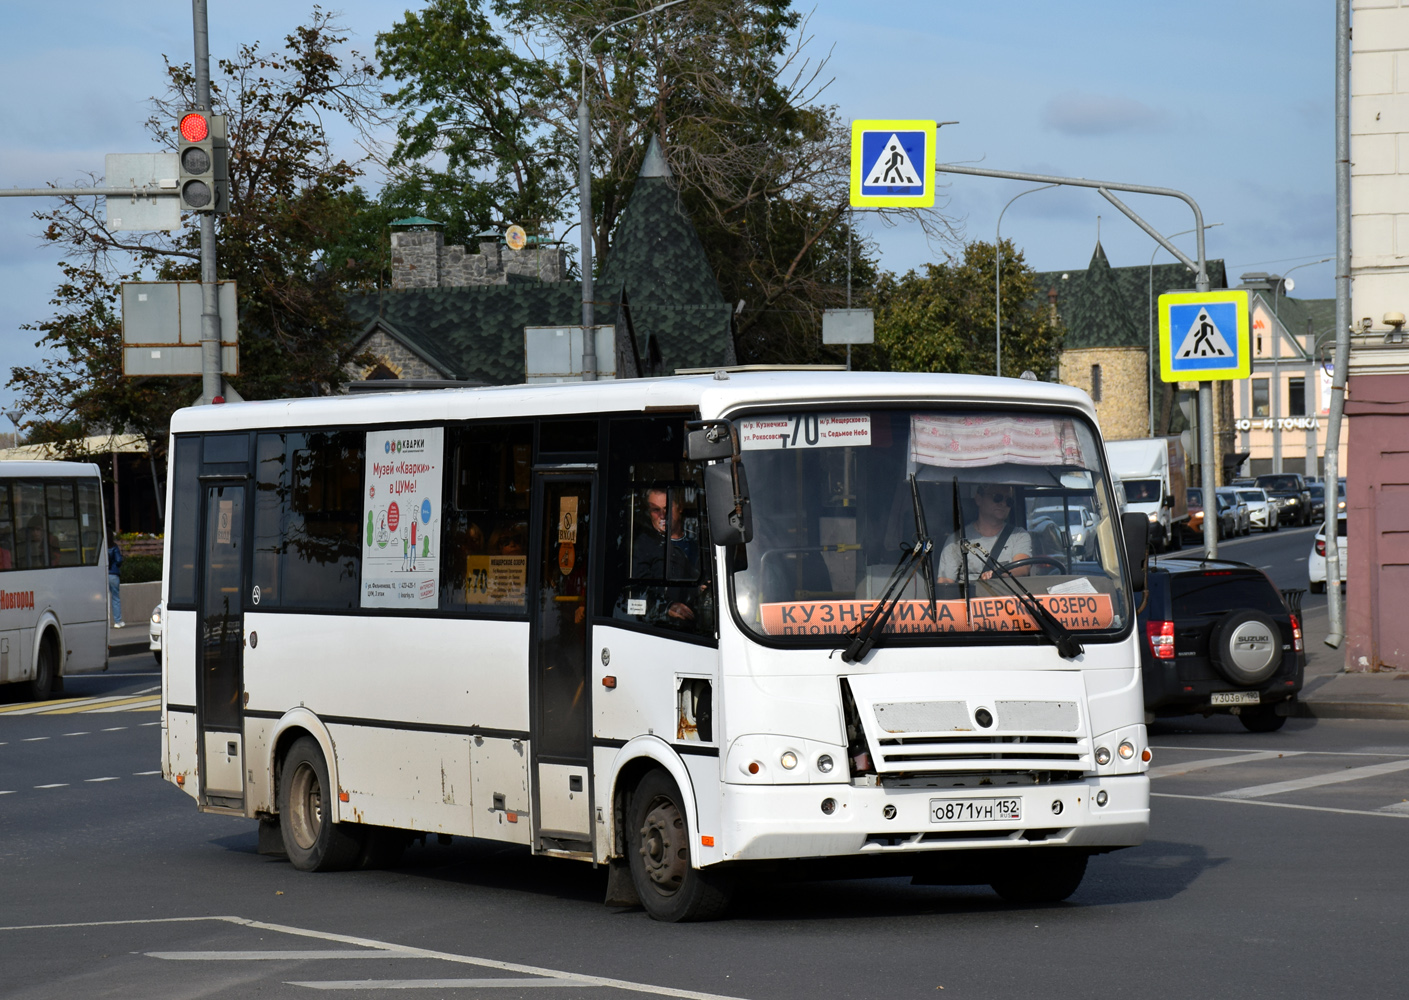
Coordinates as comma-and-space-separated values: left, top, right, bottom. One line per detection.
729, 409, 1128, 642
362, 428, 444, 609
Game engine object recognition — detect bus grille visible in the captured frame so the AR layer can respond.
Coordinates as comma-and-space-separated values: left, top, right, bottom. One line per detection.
872, 735, 1087, 777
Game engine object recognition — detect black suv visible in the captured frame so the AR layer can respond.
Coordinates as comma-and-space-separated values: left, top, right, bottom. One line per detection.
1138, 558, 1305, 732
1254, 473, 1313, 526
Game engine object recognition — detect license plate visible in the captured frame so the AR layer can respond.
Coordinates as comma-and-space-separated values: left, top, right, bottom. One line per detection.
1211, 690, 1260, 706
929, 797, 1023, 823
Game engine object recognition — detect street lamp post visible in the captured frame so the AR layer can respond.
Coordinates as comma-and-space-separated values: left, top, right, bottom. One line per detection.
1148, 223, 1222, 435
577, 0, 686, 382
1273, 257, 1334, 323
995, 184, 1056, 377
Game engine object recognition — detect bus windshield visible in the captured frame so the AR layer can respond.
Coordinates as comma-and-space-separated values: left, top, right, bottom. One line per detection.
728, 408, 1130, 645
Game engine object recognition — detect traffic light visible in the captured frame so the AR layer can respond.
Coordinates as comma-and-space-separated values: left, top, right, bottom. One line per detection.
177, 112, 228, 213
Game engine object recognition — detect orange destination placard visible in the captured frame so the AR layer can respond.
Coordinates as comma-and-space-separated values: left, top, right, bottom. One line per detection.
758, 595, 1114, 637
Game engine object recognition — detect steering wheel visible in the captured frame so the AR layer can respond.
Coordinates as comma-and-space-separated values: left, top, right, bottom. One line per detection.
992, 555, 1069, 575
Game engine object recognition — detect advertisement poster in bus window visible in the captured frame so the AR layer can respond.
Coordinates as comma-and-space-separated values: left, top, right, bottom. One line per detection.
363, 427, 443, 609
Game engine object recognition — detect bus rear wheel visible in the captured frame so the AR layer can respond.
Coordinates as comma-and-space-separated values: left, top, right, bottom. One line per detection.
25, 635, 57, 701
626, 770, 733, 922
989, 850, 1088, 904
278, 737, 363, 872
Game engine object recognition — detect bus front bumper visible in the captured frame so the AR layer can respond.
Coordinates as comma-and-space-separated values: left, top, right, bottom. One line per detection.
717, 773, 1148, 863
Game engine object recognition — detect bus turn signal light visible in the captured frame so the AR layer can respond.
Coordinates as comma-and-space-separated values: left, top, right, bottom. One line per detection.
1142, 748, 1152, 763
602, 675, 616, 689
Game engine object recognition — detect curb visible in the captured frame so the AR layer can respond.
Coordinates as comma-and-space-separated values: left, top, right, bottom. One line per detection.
1294, 700, 1409, 721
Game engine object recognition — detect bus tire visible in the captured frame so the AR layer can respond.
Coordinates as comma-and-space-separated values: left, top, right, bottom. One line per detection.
989, 850, 1088, 904
25, 633, 57, 701
278, 737, 363, 872
626, 769, 733, 922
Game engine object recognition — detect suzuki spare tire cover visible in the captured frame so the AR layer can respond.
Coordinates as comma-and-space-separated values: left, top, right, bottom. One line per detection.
1209, 608, 1283, 686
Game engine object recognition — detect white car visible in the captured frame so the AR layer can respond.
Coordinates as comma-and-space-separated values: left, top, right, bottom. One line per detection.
1031, 504, 1096, 550
149, 601, 163, 665
1235, 488, 1279, 532
1308, 514, 1348, 593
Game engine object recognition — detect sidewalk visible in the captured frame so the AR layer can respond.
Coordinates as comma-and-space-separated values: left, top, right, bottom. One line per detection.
1296, 600, 1409, 720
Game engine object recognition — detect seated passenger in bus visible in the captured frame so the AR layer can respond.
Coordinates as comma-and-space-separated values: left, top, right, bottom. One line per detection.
631, 485, 704, 624
936, 484, 1032, 583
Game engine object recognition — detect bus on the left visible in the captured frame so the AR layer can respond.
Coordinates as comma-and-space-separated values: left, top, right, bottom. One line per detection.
0, 461, 110, 699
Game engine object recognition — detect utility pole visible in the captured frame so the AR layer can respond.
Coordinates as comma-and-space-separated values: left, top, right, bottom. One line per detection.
192, 0, 223, 405
1324, 0, 1351, 648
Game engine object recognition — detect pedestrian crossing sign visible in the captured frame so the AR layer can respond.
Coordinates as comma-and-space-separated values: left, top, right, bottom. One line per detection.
1159, 289, 1251, 382
850, 120, 936, 208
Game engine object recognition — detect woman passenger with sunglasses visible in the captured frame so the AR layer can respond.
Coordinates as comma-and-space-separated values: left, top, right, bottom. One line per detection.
935, 484, 1032, 584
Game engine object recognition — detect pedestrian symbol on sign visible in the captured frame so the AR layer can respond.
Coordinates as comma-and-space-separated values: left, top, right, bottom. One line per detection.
1175, 308, 1234, 359
864, 135, 920, 187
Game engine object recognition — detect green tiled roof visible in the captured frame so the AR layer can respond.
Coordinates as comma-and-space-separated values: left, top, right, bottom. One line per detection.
1032, 242, 1230, 349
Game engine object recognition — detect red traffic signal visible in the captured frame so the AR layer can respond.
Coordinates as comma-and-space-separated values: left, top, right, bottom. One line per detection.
179, 113, 209, 143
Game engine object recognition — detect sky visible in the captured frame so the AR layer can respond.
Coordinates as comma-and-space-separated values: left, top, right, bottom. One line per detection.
0, 1, 1337, 419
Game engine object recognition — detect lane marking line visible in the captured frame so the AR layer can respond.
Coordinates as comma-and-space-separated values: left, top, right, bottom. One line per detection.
0, 916, 755, 1000
1148, 750, 1300, 779
0, 790, 13, 795
0, 696, 95, 715
101, 727, 128, 732
287, 979, 596, 990
84, 777, 120, 783
141, 721, 160, 727
1376, 801, 1409, 815
1151, 745, 1408, 758
148, 951, 410, 961
38, 696, 159, 716
1154, 792, 1409, 819
34, 783, 68, 789
22, 737, 50, 742
89, 699, 161, 714
1215, 758, 1409, 799
63, 732, 90, 737
133, 770, 162, 776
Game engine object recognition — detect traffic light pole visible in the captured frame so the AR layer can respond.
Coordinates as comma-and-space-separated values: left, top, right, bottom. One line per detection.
192, 0, 222, 405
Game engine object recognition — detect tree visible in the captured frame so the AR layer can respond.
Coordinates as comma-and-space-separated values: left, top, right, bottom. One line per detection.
376, 0, 951, 363
874, 239, 1065, 378
10, 10, 385, 450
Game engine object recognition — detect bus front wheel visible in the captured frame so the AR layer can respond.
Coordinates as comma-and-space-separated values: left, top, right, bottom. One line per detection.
25, 634, 57, 701
626, 770, 733, 922
278, 737, 363, 872
989, 850, 1088, 904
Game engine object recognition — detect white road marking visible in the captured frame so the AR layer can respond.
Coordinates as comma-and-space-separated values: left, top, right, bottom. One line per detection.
90, 699, 159, 713
34, 783, 68, 789
140, 722, 160, 727
63, 732, 90, 737
101, 727, 127, 732
22, 737, 50, 742
0, 916, 755, 1000
1151, 745, 1404, 757
289, 979, 596, 990
84, 777, 120, 783
133, 770, 161, 776
1215, 758, 1409, 799
1148, 750, 1298, 779
1155, 792, 1409, 819
1378, 801, 1409, 815
0, 790, 13, 795
148, 951, 411, 961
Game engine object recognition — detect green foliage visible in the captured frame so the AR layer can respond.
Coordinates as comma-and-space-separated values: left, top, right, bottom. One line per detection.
874, 240, 1064, 378
121, 554, 163, 584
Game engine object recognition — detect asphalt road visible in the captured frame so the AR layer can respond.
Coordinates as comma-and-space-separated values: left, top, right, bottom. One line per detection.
3, 566, 1405, 999
1165, 520, 1325, 609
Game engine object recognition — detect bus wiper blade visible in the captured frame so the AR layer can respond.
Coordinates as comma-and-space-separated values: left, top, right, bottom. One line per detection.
841, 537, 932, 663
960, 539, 1085, 660
909, 474, 937, 625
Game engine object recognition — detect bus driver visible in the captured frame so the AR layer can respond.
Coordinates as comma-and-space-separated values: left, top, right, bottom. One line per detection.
936, 484, 1032, 584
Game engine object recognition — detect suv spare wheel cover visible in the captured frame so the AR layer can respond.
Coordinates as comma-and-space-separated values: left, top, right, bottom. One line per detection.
1210, 608, 1282, 686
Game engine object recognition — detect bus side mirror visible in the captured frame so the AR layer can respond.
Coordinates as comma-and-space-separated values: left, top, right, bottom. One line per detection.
704, 460, 753, 546
1121, 512, 1148, 592
687, 427, 733, 462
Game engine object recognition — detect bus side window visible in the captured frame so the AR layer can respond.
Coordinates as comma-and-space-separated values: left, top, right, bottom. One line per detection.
442, 423, 532, 612
167, 437, 201, 607
45, 482, 80, 567
77, 479, 103, 566
602, 418, 715, 639
13, 481, 48, 571
0, 483, 13, 571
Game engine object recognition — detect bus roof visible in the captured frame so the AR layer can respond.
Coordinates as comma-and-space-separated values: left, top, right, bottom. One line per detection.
169, 371, 1098, 434
0, 460, 103, 477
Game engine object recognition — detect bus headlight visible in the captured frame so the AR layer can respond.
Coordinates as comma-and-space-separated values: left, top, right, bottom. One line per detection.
779, 751, 799, 770
1118, 741, 1135, 760
1095, 746, 1112, 766
816, 754, 834, 774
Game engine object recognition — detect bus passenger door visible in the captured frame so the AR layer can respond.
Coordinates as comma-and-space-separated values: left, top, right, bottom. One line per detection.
530, 473, 594, 853
197, 481, 247, 810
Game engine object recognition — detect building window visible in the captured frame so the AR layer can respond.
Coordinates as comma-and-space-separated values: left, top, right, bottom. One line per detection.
1252, 379, 1270, 418
1090, 364, 1102, 402
1287, 377, 1306, 416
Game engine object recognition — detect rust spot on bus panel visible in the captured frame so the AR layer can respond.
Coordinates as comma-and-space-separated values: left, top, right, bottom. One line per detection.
677, 712, 698, 740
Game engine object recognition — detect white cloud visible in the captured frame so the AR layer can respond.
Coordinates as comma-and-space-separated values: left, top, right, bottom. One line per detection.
1041, 92, 1168, 137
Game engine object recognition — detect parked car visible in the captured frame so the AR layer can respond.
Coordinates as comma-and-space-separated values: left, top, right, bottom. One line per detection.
1307, 483, 1326, 520
1031, 504, 1096, 552
1308, 513, 1348, 594
149, 601, 163, 666
1235, 488, 1279, 532
1255, 472, 1313, 526
1231, 477, 1256, 487
1139, 557, 1305, 731
1215, 488, 1251, 536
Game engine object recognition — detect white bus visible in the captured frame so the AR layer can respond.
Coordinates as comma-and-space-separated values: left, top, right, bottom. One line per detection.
160, 372, 1152, 920
0, 461, 110, 699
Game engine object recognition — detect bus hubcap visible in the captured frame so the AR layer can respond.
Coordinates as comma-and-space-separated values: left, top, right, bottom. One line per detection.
640, 797, 685, 892
289, 762, 322, 850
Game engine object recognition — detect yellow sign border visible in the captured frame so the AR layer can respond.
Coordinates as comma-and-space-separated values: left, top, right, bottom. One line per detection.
850, 120, 937, 208
1158, 289, 1251, 383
